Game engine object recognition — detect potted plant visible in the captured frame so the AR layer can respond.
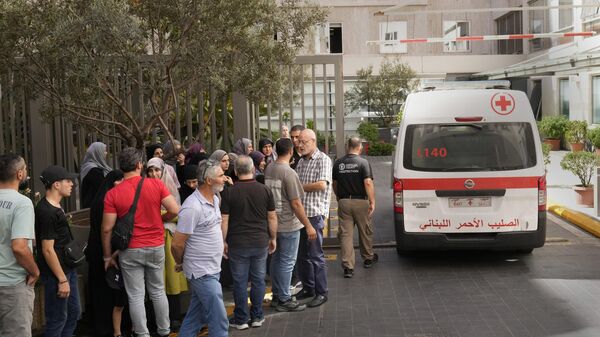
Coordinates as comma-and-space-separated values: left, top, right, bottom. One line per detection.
565, 120, 587, 152
588, 127, 600, 155
538, 115, 569, 151
560, 151, 600, 207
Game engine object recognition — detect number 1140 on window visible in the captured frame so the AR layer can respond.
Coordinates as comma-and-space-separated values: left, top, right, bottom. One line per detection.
417, 147, 448, 158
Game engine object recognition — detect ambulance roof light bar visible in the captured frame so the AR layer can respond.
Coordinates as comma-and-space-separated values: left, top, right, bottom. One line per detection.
419, 80, 511, 91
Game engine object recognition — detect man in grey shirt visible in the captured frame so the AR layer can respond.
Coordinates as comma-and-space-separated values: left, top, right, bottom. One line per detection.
172, 160, 228, 337
0, 154, 39, 337
265, 138, 317, 312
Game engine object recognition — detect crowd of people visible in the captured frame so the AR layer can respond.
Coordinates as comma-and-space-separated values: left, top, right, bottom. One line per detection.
0, 123, 377, 337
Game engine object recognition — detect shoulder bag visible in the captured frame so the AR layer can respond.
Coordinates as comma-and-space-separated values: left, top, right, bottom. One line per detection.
111, 177, 145, 251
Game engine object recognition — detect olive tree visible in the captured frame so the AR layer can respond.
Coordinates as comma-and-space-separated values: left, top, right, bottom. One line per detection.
1, 0, 326, 147
345, 58, 417, 127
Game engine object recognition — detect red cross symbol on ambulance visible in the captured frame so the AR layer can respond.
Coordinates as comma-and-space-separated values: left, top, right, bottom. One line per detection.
491, 92, 516, 115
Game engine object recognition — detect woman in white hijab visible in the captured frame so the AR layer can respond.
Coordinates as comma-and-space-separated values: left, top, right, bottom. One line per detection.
146, 157, 188, 319
147, 157, 181, 206
80, 142, 112, 208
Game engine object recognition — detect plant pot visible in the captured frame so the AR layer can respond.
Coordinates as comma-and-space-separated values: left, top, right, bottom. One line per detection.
574, 185, 594, 207
570, 142, 585, 152
544, 138, 561, 151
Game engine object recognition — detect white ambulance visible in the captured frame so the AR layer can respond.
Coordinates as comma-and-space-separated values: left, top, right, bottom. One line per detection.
392, 81, 546, 253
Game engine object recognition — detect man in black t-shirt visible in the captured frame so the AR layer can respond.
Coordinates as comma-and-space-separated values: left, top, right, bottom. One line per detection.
289, 124, 305, 170
332, 137, 377, 279
221, 155, 277, 330
35, 165, 80, 337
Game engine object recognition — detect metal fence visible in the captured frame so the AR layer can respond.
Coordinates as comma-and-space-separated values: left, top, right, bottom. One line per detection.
0, 55, 345, 213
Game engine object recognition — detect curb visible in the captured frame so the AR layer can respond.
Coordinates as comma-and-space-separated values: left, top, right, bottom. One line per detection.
548, 204, 600, 238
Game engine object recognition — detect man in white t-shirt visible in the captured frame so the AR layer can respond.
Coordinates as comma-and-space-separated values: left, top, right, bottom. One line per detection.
172, 160, 228, 337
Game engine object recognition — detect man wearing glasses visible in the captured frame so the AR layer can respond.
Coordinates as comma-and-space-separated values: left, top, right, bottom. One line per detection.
294, 129, 332, 308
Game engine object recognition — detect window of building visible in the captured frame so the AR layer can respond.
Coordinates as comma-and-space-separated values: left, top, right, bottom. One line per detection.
443, 21, 470, 52
379, 21, 408, 54
582, 0, 600, 20
559, 0, 573, 29
593, 76, 600, 123
313, 23, 343, 54
329, 23, 343, 54
496, 11, 523, 54
529, 0, 548, 51
559, 78, 570, 117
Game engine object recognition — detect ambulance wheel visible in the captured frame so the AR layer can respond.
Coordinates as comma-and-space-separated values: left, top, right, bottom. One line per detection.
516, 248, 533, 254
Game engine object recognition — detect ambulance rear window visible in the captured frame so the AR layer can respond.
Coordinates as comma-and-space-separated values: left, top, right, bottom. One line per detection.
403, 122, 537, 172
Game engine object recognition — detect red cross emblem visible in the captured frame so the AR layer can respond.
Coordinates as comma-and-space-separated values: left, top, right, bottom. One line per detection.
491, 92, 515, 115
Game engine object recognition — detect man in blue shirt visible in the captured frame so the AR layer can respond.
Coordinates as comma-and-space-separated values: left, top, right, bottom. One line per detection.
172, 160, 229, 337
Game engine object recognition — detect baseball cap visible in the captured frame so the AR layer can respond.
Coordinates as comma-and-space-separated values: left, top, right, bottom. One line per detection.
105, 266, 125, 290
40, 165, 78, 186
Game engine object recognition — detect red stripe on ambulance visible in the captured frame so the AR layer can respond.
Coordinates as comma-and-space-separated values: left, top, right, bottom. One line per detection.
402, 177, 540, 190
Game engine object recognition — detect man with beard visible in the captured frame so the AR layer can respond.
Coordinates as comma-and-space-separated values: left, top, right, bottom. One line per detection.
171, 160, 229, 337
0, 154, 38, 337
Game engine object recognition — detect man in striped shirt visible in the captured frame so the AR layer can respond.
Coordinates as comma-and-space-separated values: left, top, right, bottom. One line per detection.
294, 129, 332, 308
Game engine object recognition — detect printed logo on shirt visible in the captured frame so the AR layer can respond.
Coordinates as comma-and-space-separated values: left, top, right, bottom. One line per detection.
0, 200, 13, 210
339, 163, 359, 173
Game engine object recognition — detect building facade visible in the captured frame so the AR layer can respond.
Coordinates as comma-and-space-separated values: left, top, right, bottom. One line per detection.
304, 0, 600, 124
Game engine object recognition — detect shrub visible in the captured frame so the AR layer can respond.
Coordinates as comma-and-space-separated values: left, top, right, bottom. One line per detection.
565, 120, 587, 143
588, 127, 600, 149
357, 121, 379, 143
538, 115, 569, 140
560, 151, 600, 187
542, 143, 551, 166
368, 142, 395, 156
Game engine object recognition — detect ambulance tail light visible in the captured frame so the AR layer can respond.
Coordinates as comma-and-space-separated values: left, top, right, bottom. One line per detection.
455, 117, 483, 122
538, 176, 547, 211
393, 178, 403, 213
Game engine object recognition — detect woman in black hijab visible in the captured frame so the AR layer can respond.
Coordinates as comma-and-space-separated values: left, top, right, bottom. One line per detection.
86, 170, 130, 337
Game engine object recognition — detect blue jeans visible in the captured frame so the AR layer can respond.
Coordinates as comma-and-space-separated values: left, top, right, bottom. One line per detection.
270, 230, 301, 302
228, 247, 268, 323
298, 216, 328, 296
178, 273, 228, 337
42, 269, 81, 337
119, 246, 170, 337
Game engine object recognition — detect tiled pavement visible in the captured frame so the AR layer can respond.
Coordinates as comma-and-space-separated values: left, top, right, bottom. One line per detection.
226, 213, 600, 337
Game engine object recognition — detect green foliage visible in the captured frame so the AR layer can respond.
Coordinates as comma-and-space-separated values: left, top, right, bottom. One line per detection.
1, 0, 327, 147
565, 120, 587, 143
368, 142, 395, 156
560, 151, 600, 187
588, 127, 600, 148
345, 58, 417, 127
538, 116, 569, 140
306, 119, 334, 152
542, 143, 551, 166
357, 121, 379, 143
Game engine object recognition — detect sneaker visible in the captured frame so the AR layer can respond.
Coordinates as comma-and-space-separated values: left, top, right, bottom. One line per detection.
229, 318, 249, 330
343, 268, 354, 278
276, 299, 307, 312
295, 289, 315, 301
307, 294, 328, 307
364, 253, 379, 268
251, 317, 265, 328
270, 296, 279, 308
